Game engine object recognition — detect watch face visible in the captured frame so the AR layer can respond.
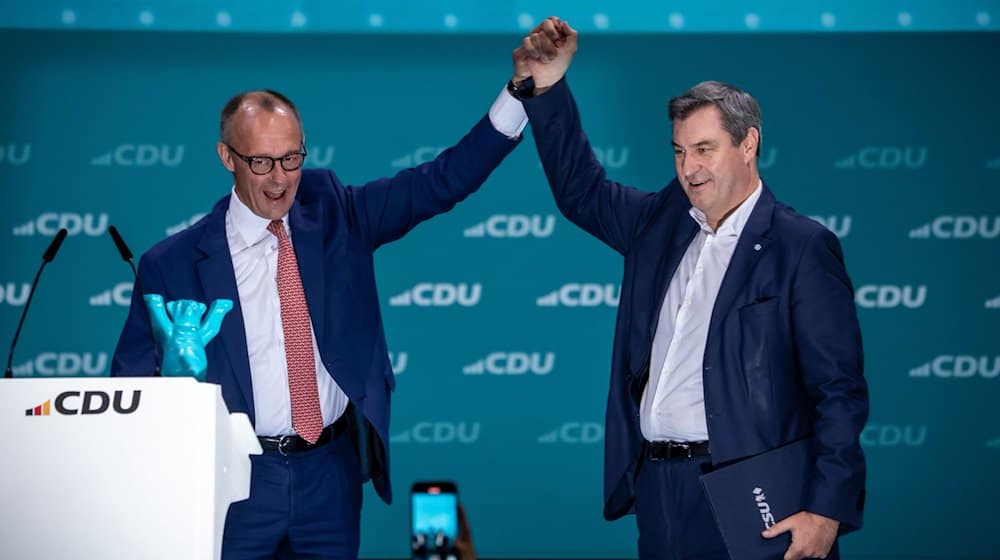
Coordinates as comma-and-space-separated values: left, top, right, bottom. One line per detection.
508, 78, 534, 100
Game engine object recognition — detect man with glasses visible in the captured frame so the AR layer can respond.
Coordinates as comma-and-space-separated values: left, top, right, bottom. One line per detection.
111, 87, 528, 559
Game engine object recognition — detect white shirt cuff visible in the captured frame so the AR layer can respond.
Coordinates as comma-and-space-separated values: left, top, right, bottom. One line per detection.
488, 86, 529, 139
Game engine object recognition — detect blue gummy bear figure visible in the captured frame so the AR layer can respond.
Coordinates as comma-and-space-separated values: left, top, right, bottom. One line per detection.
144, 294, 233, 381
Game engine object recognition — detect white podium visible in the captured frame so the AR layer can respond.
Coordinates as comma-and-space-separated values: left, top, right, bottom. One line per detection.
0, 377, 261, 559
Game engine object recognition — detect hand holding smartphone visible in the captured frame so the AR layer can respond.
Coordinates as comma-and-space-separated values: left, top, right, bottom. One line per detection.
411, 481, 459, 560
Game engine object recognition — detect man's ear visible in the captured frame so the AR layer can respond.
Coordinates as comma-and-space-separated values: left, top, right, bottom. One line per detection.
217, 142, 236, 172
743, 127, 760, 164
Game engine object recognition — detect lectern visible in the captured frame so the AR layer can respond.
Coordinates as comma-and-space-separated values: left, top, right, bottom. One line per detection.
0, 377, 261, 559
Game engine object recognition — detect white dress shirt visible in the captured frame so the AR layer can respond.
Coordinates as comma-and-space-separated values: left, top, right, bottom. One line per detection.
227, 87, 527, 436
226, 193, 349, 437
640, 182, 763, 442
490, 86, 529, 138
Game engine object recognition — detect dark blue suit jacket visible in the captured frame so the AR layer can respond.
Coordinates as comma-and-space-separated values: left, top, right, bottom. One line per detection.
111, 115, 519, 504
523, 80, 868, 530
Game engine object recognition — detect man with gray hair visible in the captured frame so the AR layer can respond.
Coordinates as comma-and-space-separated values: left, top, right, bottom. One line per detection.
508, 18, 868, 560
112, 80, 529, 558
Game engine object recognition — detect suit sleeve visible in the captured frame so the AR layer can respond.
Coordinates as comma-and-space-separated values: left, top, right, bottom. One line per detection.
522, 78, 654, 255
110, 253, 166, 376
791, 228, 869, 531
351, 114, 520, 250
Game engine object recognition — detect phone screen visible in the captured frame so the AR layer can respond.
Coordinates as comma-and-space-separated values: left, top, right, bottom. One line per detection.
411, 483, 458, 560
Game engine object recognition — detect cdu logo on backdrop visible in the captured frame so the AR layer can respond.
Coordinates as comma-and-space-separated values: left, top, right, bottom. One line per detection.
0, 282, 32, 306
12, 352, 109, 377
536, 283, 620, 307
389, 283, 482, 307
390, 422, 481, 444
986, 294, 1000, 309
855, 284, 927, 309
537, 422, 605, 444
860, 424, 927, 447
908, 216, 1000, 240
757, 147, 778, 169
592, 145, 630, 169
391, 146, 446, 168
12, 213, 110, 237
305, 145, 335, 167
89, 282, 133, 307
463, 214, 556, 238
834, 146, 928, 170
909, 356, 1000, 379
462, 352, 555, 375
0, 144, 31, 166
808, 215, 852, 238
90, 144, 185, 167
389, 351, 408, 375
165, 213, 207, 236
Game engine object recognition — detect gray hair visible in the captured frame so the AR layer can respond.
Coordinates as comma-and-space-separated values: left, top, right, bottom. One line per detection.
668, 81, 762, 155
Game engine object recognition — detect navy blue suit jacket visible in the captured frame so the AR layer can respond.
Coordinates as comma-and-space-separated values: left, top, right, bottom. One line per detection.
111, 115, 519, 504
523, 80, 868, 529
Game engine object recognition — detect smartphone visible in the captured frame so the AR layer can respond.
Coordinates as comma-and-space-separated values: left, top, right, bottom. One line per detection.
410, 481, 459, 560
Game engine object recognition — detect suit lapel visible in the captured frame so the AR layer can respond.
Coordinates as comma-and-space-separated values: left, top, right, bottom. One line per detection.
706, 185, 776, 344
630, 215, 699, 403
289, 199, 326, 344
195, 197, 255, 421
623, 187, 698, 398
648, 217, 699, 336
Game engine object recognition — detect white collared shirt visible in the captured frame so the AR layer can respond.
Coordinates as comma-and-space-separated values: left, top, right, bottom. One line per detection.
226, 191, 349, 437
491, 86, 528, 138
640, 182, 763, 442
224, 87, 526, 436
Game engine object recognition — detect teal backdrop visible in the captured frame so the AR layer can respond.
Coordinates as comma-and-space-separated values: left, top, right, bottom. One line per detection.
1, 6, 998, 559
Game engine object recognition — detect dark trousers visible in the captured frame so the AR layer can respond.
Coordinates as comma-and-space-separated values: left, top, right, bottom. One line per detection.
221, 429, 362, 560
634, 454, 729, 560
634, 454, 839, 560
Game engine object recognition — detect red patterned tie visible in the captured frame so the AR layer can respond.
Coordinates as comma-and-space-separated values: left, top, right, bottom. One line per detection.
268, 220, 324, 443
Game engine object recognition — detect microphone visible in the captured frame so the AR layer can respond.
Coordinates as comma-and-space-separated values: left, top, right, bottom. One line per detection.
108, 225, 137, 278
5, 228, 68, 378
109, 225, 133, 262
42, 228, 68, 262
108, 226, 161, 376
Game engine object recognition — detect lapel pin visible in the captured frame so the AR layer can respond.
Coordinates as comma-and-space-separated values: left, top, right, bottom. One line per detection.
753, 243, 762, 251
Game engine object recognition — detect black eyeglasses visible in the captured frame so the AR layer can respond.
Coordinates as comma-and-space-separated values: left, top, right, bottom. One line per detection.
226, 144, 307, 175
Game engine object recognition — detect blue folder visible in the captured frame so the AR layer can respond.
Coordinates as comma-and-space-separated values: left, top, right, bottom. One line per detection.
699, 437, 814, 560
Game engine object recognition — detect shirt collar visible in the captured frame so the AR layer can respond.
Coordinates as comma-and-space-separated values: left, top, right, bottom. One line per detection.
226, 188, 287, 250
688, 180, 763, 237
